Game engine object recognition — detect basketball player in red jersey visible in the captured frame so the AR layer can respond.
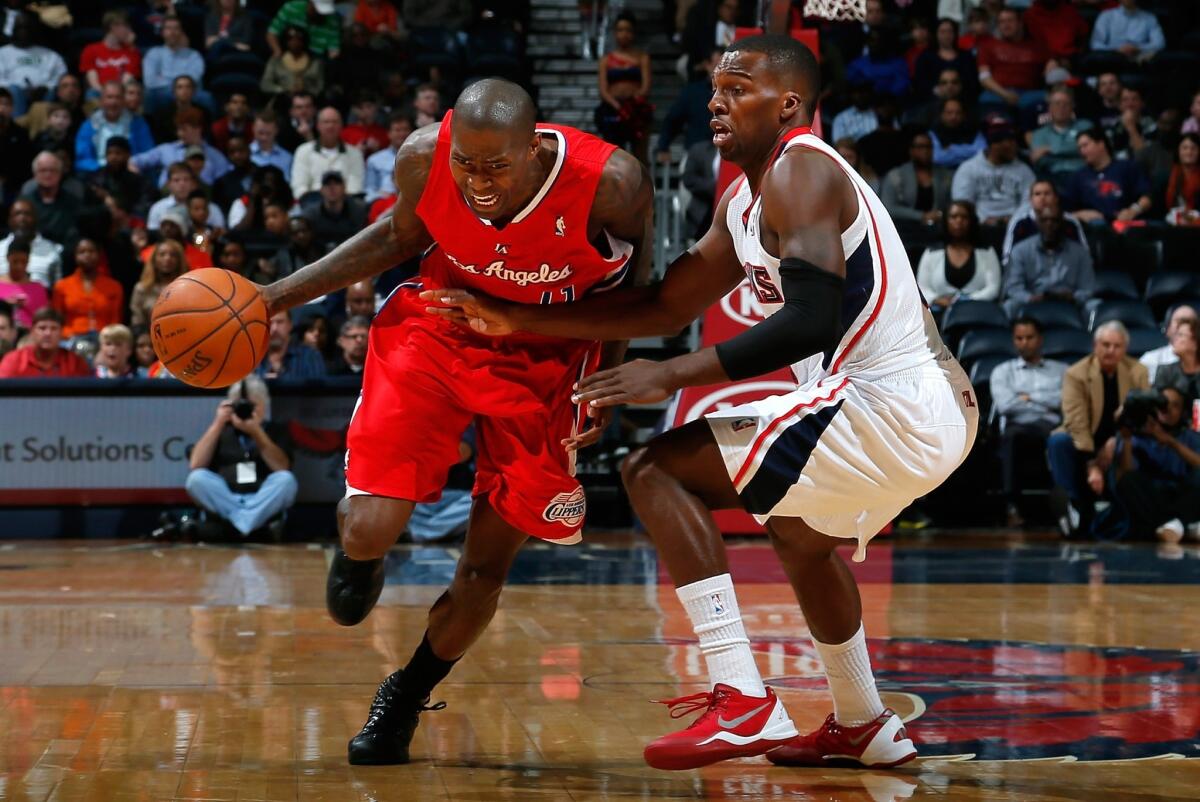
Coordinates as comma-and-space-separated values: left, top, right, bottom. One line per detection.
257, 78, 652, 765
430, 37, 976, 771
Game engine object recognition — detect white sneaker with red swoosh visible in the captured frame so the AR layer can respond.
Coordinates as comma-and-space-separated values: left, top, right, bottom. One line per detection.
643, 684, 798, 770
766, 708, 916, 768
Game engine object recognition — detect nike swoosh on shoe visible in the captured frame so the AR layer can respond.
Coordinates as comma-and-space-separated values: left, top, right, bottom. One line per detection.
716, 701, 772, 729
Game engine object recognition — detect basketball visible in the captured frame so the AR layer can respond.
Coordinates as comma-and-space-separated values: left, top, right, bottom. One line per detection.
150, 268, 270, 388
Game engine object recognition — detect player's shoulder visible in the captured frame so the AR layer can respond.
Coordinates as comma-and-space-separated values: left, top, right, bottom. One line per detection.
762, 143, 852, 218
392, 122, 441, 185
591, 146, 651, 223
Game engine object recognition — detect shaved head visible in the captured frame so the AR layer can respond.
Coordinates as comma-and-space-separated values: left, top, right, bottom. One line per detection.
452, 78, 536, 138
726, 34, 820, 117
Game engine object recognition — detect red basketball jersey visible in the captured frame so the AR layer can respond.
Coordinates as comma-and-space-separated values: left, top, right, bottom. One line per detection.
414, 111, 633, 305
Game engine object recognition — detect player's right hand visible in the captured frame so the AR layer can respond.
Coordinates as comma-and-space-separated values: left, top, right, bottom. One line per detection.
421, 289, 515, 336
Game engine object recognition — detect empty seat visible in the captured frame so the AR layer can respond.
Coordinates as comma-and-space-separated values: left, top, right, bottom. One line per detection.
940, 299, 1009, 343
1017, 299, 1084, 331
1144, 271, 1200, 317
1090, 299, 1157, 331
1092, 271, 1139, 301
968, 353, 1011, 389
958, 328, 1017, 366
1041, 328, 1092, 363
1127, 326, 1167, 357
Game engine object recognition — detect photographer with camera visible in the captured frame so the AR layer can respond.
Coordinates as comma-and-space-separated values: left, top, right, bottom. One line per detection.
1047, 321, 1149, 537
1103, 387, 1200, 543
184, 375, 298, 538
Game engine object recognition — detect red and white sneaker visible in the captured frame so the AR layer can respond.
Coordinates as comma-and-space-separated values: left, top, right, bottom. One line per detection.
766, 708, 916, 768
643, 684, 798, 770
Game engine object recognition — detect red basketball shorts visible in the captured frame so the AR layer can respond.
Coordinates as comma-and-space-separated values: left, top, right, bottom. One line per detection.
344, 282, 598, 543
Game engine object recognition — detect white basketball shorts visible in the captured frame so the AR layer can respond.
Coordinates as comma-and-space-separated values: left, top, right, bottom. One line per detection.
706, 360, 978, 561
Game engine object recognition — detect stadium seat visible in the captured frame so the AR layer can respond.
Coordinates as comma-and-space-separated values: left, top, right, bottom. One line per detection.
940, 299, 1009, 348
1041, 328, 1092, 364
409, 26, 462, 72
1092, 271, 1139, 301
968, 353, 1010, 390
1127, 326, 1167, 357
1017, 299, 1084, 331
1144, 271, 1200, 318
208, 52, 267, 81
958, 328, 1017, 366
1089, 299, 1157, 331
466, 27, 523, 78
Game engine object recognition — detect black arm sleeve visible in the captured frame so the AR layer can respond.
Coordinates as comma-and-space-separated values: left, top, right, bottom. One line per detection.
714, 258, 844, 381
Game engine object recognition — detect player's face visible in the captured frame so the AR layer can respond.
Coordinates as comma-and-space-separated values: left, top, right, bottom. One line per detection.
709, 50, 802, 166
449, 126, 540, 220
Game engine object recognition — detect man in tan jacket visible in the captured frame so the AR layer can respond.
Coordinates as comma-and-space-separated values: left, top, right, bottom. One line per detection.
1047, 320, 1149, 536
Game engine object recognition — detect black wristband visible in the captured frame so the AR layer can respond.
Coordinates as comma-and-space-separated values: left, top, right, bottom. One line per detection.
715, 258, 844, 382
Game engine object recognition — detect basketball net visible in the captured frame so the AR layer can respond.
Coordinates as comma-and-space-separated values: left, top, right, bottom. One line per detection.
802, 0, 865, 21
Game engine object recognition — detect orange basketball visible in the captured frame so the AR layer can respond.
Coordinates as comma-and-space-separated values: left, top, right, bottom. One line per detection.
150, 268, 270, 388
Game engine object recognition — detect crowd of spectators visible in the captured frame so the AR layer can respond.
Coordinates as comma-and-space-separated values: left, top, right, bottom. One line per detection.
0, 0, 526, 380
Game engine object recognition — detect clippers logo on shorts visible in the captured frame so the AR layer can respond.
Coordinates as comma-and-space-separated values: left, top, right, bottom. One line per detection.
543, 487, 586, 528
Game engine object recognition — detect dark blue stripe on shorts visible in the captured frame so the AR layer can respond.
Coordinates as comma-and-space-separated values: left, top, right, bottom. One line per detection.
739, 399, 844, 515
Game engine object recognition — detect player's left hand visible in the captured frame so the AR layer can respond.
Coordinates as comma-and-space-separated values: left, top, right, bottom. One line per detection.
572, 359, 673, 408
421, 288, 515, 336
562, 405, 612, 452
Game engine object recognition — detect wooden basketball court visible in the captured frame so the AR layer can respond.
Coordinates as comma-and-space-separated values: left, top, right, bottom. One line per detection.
1, 534, 1198, 801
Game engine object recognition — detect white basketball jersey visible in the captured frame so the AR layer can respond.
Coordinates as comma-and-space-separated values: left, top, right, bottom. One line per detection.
725, 128, 951, 385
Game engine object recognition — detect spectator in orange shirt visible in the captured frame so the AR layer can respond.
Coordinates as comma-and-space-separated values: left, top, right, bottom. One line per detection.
130, 238, 186, 327
52, 239, 124, 339
353, 0, 402, 47
0, 307, 91, 378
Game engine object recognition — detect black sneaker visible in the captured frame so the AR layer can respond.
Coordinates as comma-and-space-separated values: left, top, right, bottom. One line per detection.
326, 549, 385, 626
347, 670, 445, 765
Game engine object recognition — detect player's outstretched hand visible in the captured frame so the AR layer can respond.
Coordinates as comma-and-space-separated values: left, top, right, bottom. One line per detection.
561, 406, 612, 453
572, 360, 672, 408
421, 289, 515, 336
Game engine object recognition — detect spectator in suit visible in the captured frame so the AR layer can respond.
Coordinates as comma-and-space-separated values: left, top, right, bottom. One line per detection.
916, 200, 1001, 310
256, 309, 326, 380
1106, 386, 1200, 543
1003, 199, 1094, 318
278, 91, 316, 153
1064, 127, 1152, 223
881, 131, 952, 229
1048, 321, 1150, 537
1001, 180, 1086, 262
185, 375, 299, 538
1142, 305, 1197, 383
1153, 318, 1200, 406
681, 137, 718, 241
991, 316, 1069, 525
0, 306, 90, 377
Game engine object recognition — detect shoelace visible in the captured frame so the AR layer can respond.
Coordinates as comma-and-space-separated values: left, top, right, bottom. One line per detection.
363, 680, 447, 730
652, 686, 733, 722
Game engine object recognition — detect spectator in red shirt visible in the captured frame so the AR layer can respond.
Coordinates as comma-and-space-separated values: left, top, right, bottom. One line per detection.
341, 91, 388, 156
80, 11, 142, 96
211, 92, 251, 153
354, 0, 402, 47
1024, 0, 1090, 61
977, 7, 1054, 113
0, 306, 91, 378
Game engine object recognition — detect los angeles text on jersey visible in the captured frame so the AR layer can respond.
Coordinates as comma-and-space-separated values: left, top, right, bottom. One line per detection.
444, 250, 574, 286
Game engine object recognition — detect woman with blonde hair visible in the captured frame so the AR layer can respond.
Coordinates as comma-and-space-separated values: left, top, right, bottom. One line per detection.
129, 239, 187, 327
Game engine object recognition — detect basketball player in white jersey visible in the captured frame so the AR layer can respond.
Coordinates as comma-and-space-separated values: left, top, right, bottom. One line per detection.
426, 34, 977, 770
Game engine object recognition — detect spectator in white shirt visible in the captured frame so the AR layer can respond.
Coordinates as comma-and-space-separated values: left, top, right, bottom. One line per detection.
0, 13, 67, 116
364, 112, 413, 201
1142, 305, 1198, 383
147, 162, 226, 231
291, 106, 364, 198
0, 199, 62, 288
915, 200, 1002, 310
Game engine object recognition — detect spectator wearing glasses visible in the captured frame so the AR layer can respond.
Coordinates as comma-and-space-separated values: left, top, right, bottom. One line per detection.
328, 314, 369, 375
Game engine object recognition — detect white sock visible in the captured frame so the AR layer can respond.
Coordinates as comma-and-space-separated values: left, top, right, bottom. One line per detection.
812, 623, 885, 726
675, 574, 766, 697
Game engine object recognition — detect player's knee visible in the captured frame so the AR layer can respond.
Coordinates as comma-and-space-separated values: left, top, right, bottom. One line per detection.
767, 527, 838, 565
338, 498, 399, 561
451, 562, 506, 608
620, 445, 661, 496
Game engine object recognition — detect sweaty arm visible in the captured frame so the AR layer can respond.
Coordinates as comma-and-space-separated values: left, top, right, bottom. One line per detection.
259, 124, 438, 314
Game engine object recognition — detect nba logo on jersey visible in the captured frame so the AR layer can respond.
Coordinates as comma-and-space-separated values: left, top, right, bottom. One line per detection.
711, 593, 726, 616
543, 487, 586, 527
555, 216, 566, 237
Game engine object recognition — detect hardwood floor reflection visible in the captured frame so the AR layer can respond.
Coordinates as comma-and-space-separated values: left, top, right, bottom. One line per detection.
1, 539, 1198, 801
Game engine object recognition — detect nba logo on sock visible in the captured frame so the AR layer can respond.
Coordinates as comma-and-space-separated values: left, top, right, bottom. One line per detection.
710, 593, 725, 616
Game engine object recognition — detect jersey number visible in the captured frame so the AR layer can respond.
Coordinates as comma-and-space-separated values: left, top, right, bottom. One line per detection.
962, 390, 976, 408
744, 264, 783, 304
540, 286, 576, 305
